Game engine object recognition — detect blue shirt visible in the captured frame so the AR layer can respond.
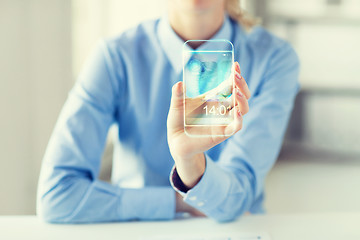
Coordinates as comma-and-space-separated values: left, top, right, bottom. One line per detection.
37, 15, 299, 223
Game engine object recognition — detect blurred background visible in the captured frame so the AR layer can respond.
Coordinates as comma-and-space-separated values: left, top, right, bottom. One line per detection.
0, 0, 359, 215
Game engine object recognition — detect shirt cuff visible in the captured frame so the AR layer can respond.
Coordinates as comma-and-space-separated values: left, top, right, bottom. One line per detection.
169, 154, 231, 213
170, 167, 191, 195
118, 185, 176, 221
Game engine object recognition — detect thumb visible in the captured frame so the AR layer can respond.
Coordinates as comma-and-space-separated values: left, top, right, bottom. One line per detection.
170, 81, 184, 111
167, 81, 185, 132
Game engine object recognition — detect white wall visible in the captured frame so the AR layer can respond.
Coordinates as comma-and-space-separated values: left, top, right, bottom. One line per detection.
0, 0, 72, 214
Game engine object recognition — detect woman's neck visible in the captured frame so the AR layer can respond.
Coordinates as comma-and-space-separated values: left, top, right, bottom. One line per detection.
168, 4, 225, 48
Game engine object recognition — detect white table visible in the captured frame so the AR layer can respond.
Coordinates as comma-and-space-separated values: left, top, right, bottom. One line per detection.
1, 213, 359, 240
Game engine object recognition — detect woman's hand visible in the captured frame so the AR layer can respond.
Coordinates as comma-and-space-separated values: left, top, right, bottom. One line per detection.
167, 62, 251, 189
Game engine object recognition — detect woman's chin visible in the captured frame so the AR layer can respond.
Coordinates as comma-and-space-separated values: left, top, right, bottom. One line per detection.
175, 0, 223, 12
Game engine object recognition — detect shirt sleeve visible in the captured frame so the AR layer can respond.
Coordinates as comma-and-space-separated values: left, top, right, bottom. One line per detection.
37, 41, 175, 223
170, 43, 300, 222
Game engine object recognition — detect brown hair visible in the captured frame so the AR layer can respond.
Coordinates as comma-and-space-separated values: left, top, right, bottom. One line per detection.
225, 0, 259, 30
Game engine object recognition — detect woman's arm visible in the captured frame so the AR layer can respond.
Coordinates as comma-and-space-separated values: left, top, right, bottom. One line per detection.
37, 41, 175, 223
167, 43, 300, 222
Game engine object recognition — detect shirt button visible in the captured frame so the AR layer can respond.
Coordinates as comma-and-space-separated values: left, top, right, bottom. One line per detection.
197, 201, 205, 207
189, 196, 197, 201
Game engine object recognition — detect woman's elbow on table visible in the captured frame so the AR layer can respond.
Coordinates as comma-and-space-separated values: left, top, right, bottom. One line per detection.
210, 206, 246, 223
203, 184, 253, 223
37, 175, 91, 224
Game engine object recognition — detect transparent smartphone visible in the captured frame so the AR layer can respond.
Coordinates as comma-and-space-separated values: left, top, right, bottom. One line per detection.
183, 40, 235, 137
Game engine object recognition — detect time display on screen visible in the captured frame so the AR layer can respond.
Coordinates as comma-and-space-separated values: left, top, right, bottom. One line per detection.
203, 105, 227, 115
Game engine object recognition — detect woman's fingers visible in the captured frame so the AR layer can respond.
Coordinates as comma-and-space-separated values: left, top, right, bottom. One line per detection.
234, 87, 249, 115
223, 84, 249, 116
224, 105, 243, 136
234, 62, 251, 99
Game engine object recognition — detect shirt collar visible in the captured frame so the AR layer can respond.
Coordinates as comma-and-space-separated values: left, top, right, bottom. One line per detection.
157, 14, 233, 74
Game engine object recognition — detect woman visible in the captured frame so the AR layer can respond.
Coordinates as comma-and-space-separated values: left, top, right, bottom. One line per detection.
37, 0, 299, 223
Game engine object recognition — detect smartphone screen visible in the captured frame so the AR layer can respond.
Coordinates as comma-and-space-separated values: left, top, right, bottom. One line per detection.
183, 40, 235, 137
